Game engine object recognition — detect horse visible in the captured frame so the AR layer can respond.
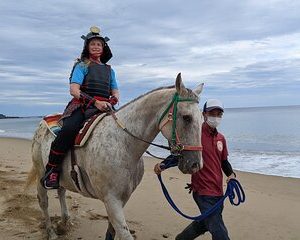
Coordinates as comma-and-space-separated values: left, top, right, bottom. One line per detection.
27, 73, 204, 240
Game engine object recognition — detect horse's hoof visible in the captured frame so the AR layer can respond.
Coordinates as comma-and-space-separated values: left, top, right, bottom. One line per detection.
48, 234, 58, 240
47, 228, 58, 240
59, 217, 73, 226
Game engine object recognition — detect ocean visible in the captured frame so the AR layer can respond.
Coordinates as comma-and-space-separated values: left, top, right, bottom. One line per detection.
1, 106, 299, 178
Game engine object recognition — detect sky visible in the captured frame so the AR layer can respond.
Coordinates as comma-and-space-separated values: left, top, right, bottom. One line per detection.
0, 0, 300, 116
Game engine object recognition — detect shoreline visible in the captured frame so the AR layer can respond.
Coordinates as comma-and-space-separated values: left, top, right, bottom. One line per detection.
0, 137, 300, 239
0, 136, 299, 180
0, 136, 33, 141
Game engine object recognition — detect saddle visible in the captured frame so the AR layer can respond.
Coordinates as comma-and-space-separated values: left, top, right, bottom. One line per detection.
43, 112, 107, 147
43, 112, 107, 198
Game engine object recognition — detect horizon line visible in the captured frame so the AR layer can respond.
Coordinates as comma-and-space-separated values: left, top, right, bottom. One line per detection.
1, 104, 300, 118
226, 104, 300, 110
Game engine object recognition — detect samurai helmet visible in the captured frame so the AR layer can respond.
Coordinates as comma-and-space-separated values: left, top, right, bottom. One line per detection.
80, 26, 112, 63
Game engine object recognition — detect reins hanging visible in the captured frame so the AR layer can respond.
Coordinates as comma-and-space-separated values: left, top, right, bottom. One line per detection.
110, 111, 171, 151
110, 92, 203, 154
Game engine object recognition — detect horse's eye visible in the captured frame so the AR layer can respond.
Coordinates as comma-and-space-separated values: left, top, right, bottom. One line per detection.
183, 115, 192, 123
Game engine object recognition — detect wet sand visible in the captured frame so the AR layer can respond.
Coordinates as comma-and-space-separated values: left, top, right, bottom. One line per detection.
0, 137, 299, 239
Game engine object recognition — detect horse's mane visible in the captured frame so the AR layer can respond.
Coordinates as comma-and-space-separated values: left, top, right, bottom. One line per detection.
117, 84, 199, 112
117, 85, 175, 111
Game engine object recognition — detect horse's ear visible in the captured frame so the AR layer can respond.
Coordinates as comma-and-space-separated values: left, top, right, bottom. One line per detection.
175, 73, 187, 95
193, 83, 204, 96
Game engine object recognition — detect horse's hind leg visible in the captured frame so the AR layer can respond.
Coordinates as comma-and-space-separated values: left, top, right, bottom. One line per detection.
57, 187, 70, 224
105, 222, 116, 240
37, 183, 58, 240
104, 197, 133, 240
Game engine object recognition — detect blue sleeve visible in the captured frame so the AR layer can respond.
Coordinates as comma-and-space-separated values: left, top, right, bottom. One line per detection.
70, 63, 88, 85
110, 68, 118, 90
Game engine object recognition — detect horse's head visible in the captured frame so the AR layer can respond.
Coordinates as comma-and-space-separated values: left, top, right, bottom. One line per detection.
159, 73, 204, 174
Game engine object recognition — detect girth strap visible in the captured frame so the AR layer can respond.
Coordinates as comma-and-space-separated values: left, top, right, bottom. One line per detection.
70, 147, 81, 191
69, 147, 98, 198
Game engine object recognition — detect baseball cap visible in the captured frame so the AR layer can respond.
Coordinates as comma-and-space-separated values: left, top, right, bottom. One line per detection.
203, 99, 224, 112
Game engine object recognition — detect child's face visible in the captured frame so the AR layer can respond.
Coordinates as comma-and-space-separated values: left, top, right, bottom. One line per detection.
88, 39, 104, 58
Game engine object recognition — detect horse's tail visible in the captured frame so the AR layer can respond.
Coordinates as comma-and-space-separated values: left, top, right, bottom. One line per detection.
25, 120, 47, 190
25, 165, 38, 190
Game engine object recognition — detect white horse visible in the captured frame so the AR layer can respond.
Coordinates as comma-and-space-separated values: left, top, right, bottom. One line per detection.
28, 74, 204, 240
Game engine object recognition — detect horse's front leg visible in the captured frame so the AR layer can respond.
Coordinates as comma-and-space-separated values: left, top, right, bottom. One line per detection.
104, 196, 133, 240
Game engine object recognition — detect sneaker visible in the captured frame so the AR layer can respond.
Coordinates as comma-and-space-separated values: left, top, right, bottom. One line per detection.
41, 168, 60, 189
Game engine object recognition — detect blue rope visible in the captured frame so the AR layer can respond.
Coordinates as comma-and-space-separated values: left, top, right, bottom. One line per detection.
158, 159, 245, 221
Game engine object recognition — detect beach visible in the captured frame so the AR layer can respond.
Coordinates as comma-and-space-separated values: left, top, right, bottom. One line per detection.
0, 137, 299, 240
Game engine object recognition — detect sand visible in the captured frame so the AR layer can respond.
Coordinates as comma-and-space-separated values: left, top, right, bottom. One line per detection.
0, 137, 299, 240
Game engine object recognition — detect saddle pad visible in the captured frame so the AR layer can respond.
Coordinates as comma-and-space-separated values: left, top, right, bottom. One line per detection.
43, 113, 63, 136
43, 112, 107, 147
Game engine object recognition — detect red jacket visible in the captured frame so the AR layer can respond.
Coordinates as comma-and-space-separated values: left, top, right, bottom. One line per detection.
191, 123, 228, 196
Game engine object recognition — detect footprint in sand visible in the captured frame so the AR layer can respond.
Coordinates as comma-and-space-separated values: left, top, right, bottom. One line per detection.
2, 193, 40, 221
4, 165, 14, 169
162, 233, 171, 238
169, 176, 178, 180
85, 211, 108, 221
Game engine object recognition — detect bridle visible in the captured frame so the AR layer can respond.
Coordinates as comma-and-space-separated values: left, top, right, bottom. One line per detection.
111, 92, 203, 154
158, 92, 203, 154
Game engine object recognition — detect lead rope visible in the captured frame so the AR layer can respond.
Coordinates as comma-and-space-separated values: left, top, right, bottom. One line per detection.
158, 159, 246, 221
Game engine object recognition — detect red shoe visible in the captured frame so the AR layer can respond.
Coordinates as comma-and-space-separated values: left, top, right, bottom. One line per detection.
41, 167, 60, 189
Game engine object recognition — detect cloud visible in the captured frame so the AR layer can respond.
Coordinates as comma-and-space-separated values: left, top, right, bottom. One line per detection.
1, 0, 300, 115
203, 58, 300, 89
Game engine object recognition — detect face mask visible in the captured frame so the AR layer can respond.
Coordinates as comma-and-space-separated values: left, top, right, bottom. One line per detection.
206, 116, 222, 128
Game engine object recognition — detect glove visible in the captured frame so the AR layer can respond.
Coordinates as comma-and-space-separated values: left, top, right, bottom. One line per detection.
185, 183, 193, 194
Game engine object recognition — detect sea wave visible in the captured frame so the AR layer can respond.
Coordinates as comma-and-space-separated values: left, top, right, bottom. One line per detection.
144, 146, 300, 179
230, 150, 300, 178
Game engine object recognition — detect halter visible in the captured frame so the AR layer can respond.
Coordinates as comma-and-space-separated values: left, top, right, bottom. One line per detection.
158, 92, 203, 154
110, 92, 203, 154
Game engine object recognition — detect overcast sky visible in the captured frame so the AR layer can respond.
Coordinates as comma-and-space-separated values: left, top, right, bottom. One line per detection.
1, 0, 300, 116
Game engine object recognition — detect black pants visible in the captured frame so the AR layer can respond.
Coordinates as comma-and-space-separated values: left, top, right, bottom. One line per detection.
176, 193, 230, 240
49, 108, 85, 165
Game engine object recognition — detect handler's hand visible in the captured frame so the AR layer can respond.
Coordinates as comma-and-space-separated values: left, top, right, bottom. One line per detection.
185, 183, 193, 194
226, 173, 236, 183
154, 163, 164, 175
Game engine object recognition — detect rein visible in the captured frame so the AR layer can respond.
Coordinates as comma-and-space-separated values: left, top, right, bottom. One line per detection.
110, 113, 171, 151
110, 92, 202, 154
158, 159, 246, 221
